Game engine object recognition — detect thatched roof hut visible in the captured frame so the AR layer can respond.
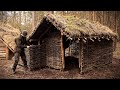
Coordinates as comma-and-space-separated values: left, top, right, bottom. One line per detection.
26, 14, 118, 73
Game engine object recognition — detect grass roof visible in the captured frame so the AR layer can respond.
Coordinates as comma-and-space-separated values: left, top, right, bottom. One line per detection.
45, 14, 118, 39
27, 13, 118, 43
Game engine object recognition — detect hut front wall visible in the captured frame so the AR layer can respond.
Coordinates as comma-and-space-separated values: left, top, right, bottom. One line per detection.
25, 27, 62, 70
25, 45, 42, 70
42, 29, 62, 69
81, 39, 113, 72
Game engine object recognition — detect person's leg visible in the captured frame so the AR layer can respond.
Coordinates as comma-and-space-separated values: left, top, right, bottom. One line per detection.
12, 52, 20, 73
20, 51, 28, 70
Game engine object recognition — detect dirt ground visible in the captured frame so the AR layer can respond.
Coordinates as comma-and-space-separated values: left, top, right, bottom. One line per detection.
0, 58, 120, 79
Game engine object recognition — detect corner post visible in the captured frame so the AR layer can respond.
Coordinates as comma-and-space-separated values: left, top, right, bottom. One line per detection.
61, 33, 65, 71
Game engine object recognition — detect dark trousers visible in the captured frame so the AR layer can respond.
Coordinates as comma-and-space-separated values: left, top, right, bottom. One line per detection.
12, 51, 27, 71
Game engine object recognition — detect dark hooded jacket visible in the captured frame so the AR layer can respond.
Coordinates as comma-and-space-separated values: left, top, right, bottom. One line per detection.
14, 34, 29, 53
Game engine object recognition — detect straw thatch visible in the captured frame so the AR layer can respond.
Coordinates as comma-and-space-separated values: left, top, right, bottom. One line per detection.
28, 13, 118, 42
0, 22, 20, 52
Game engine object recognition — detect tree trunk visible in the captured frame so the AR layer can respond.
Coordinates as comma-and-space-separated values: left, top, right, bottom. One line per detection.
19, 11, 22, 32
0, 11, 7, 23
32, 11, 35, 31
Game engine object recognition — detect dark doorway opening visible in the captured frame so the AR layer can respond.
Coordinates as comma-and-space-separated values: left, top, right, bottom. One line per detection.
64, 56, 79, 71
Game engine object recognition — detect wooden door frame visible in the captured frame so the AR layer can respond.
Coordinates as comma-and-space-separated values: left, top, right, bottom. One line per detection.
79, 40, 83, 74
61, 34, 65, 70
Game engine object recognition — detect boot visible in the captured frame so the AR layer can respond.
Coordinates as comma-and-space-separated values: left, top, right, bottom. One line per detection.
24, 66, 29, 71
12, 68, 16, 74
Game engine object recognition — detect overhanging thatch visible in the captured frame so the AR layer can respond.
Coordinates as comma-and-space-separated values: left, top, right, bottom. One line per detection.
0, 22, 21, 52
28, 13, 118, 42
46, 14, 118, 38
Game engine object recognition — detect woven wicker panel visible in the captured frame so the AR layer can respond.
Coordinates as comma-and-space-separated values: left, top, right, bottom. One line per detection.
45, 29, 62, 69
25, 45, 42, 70
81, 39, 113, 73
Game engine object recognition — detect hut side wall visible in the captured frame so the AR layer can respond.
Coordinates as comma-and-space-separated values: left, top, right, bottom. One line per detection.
81, 39, 113, 73
42, 29, 62, 69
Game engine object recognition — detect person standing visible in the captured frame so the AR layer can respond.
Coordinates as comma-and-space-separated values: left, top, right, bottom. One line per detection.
12, 30, 29, 74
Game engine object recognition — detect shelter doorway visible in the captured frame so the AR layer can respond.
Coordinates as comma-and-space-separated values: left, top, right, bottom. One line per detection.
64, 42, 79, 71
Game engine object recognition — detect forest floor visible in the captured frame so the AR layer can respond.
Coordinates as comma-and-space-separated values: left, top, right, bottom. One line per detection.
1, 58, 120, 79
0, 42, 120, 79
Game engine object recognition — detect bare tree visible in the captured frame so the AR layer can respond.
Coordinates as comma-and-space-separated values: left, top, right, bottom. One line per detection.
0, 11, 7, 23
32, 11, 35, 31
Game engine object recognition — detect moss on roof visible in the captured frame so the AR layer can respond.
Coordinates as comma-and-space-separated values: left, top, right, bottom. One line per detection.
45, 14, 117, 39
28, 13, 118, 42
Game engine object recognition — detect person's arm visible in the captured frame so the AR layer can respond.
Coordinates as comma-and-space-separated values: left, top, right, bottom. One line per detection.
25, 37, 30, 46
15, 38, 27, 48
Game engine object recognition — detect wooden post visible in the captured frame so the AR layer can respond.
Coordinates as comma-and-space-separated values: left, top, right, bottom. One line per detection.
32, 11, 35, 31
5, 46, 9, 60
114, 11, 117, 51
61, 34, 65, 71
79, 41, 81, 69
68, 46, 70, 56
79, 40, 83, 74
68, 40, 71, 56
38, 40, 40, 45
